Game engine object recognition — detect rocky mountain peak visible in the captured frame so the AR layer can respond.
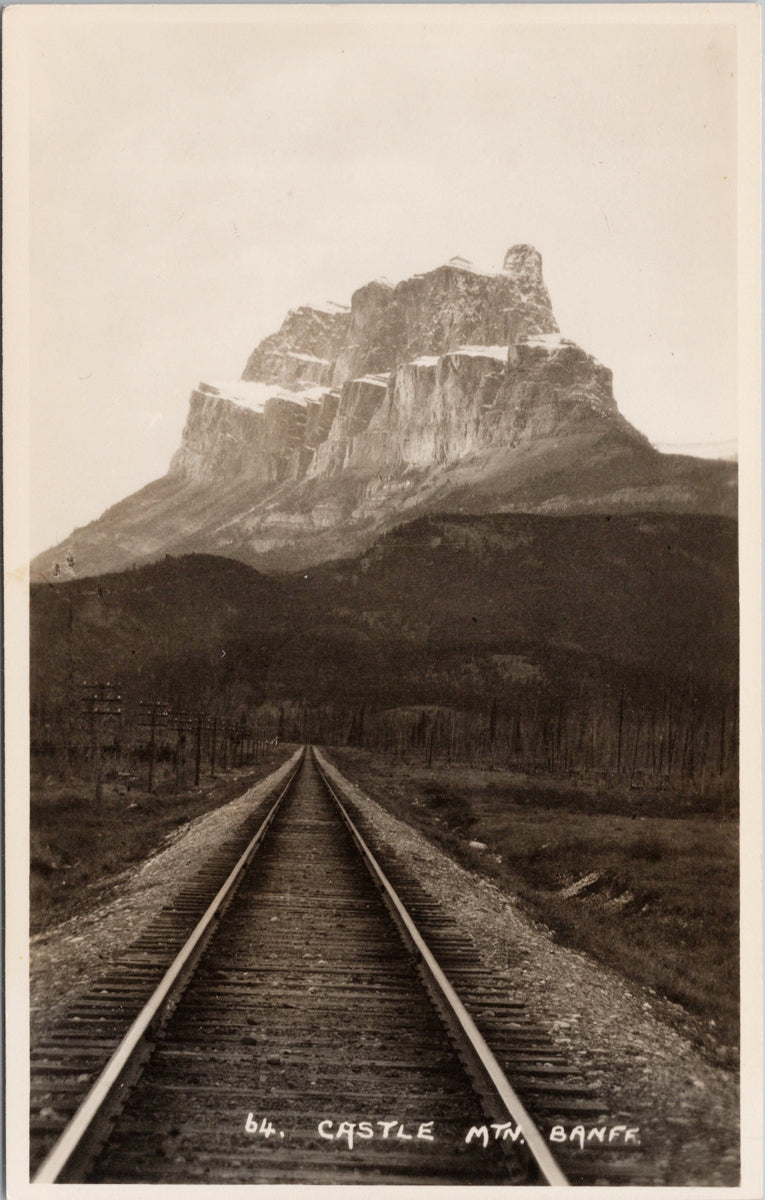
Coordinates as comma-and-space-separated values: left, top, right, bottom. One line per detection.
503, 242, 544, 276
32, 243, 736, 581
241, 244, 559, 395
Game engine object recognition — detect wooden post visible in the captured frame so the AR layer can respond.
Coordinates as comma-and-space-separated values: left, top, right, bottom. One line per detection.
629, 716, 643, 786
194, 714, 202, 786
699, 724, 710, 795
94, 707, 103, 804
175, 719, 186, 792
649, 707, 656, 773
666, 697, 675, 780
147, 704, 156, 793
65, 605, 74, 769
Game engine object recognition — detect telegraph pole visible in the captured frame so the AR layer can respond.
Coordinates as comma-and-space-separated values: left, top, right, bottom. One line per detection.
81, 682, 121, 802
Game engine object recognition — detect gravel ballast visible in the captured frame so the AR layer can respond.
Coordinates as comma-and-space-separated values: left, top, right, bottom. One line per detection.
29, 748, 744, 1189
30, 751, 301, 1042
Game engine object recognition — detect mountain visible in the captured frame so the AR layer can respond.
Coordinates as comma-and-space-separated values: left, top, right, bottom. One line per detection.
33, 245, 736, 580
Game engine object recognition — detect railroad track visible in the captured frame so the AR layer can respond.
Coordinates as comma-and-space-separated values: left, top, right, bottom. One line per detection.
31, 748, 649, 1185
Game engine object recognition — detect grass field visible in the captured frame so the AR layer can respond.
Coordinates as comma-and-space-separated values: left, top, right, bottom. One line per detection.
328, 747, 739, 1057
30, 746, 294, 934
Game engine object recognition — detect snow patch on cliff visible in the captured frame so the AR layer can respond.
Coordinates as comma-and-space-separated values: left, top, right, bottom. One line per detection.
199, 380, 329, 413
355, 374, 390, 388
286, 352, 330, 365
292, 300, 350, 316
450, 345, 509, 361
521, 334, 574, 350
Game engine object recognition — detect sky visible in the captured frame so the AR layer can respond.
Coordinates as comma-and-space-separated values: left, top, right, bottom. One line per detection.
16, 6, 745, 555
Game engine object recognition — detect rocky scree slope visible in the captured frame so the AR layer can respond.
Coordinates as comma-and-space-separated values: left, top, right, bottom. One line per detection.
34, 246, 736, 579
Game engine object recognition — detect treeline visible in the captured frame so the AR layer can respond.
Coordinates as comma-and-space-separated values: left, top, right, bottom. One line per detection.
32, 675, 738, 800
304, 683, 739, 796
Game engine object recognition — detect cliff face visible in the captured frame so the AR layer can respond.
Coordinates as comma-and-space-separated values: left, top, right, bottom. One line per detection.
33, 244, 737, 580
170, 247, 582, 492
172, 332, 631, 490
169, 383, 331, 487
345, 334, 622, 477
241, 303, 350, 386
169, 389, 269, 484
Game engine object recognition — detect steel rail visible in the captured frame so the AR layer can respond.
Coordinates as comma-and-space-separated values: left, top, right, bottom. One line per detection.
312, 746, 570, 1188
33, 749, 305, 1184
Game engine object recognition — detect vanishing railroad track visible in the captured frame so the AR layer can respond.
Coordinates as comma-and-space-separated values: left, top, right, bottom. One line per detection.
31, 749, 648, 1185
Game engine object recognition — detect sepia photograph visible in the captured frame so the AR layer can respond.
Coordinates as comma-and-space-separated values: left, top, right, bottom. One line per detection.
4, 3, 761, 1194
